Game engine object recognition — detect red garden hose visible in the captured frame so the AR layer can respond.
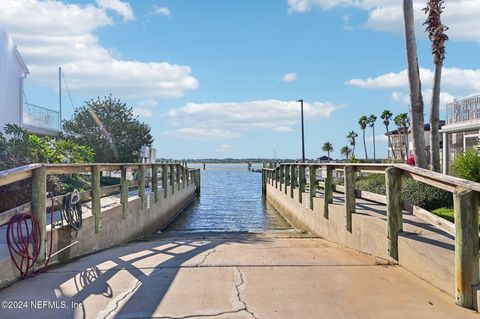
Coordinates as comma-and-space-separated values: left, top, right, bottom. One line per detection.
6, 198, 55, 278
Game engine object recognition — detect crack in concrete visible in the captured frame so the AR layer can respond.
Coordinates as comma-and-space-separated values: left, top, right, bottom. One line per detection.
234, 267, 259, 319
152, 308, 244, 318
196, 248, 216, 266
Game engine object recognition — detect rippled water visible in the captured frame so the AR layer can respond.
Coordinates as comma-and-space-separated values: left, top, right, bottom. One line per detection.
165, 163, 292, 232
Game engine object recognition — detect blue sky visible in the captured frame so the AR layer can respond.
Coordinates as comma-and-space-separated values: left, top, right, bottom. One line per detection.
1, 0, 478, 159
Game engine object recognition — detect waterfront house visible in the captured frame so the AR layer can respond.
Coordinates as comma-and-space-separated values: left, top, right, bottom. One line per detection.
0, 27, 60, 136
440, 95, 480, 174
385, 121, 445, 165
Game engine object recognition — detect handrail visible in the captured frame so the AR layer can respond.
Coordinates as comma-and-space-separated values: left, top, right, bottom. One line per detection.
263, 162, 480, 194
262, 162, 480, 309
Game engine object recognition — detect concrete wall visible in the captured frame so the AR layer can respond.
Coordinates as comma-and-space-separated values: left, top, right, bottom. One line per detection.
0, 184, 195, 288
266, 184, 456, 297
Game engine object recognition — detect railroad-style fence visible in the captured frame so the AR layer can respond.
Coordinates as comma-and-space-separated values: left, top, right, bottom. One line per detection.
0, 163, 201, 264
262, 163, 479, 309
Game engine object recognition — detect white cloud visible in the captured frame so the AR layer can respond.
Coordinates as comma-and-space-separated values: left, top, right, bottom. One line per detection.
214, 144, 232, 154
288, 0, 480, 43
136, 99, 158, 108
166, 128, 241, 140
164, 99, 340, 139
282, 72, 297, 82
152, 5, 171, 17
390, 90, 456, 109
366, 134, 388, 143
133, 108, 154, 118
347, 67, 480, 94
0, 0, 198, 98
96, 0, 134, 21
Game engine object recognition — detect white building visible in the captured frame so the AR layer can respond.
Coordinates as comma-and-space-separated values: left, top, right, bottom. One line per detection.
441, 95, 480, 174
0, 27, 59, 136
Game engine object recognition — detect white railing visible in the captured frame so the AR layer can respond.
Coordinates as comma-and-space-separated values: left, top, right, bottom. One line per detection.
23, 103, 60, 132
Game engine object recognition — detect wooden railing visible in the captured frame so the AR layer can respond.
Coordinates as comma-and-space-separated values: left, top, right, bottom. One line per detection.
0, 163, 201, 262
262, 163, 479, 309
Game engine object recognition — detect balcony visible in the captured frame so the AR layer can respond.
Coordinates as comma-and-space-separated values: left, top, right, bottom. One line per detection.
446, 95, 480, 126
22, 102, 60, 135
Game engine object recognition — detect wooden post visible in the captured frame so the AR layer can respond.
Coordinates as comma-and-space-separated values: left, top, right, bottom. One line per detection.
176, 164, 180, 191
309, 166, 316, 210
138, 165, 146, 210
120, 165, 129, 219
91, 165, 102, 232
386, 167, 403, 260
152, 164, 158, 202
344, 166, 355, 232
324, 166, 333, 219
162, 164, 168, 198
32, 165, 47, 262
279, 165, 284, 192
262, 169, 266, 195
275, 167, 279, 189
290, 165, 296, 198
170, 164, 175, 194
298, 165, 305, 204
284, 165, 290, 195
454, 189, 479, 309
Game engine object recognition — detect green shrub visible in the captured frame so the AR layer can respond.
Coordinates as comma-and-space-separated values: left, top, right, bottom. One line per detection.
452, 148, 480, 182
354, 174, 453, 211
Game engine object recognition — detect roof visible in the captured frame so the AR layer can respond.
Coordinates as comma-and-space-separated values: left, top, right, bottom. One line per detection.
0, 27, 29, 77
385, 120, 446, 136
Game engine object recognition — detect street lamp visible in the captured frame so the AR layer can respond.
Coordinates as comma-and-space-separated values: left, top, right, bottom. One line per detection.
296, 99, 305, 163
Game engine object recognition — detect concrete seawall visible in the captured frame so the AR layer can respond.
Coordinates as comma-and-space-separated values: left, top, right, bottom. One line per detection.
266, 183, 457, 298
0, 183, 196, 288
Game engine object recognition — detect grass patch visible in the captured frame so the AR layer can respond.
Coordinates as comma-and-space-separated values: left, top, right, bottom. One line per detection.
431, 207, 454, 223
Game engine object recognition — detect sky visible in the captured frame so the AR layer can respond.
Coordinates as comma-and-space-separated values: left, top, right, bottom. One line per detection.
0, 0, 478, 159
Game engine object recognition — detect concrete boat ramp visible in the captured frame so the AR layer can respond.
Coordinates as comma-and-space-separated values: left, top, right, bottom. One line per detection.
0, 231, 476, 319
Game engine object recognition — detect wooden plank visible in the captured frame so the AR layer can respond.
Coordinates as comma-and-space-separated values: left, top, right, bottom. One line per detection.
386, 167, 402, 261
46, 164, 91, 175
120, 165, 129, 219
344, 166, 356, 232
32, 165, 47, 262
309, 166, 316, 210
91, 165, 102, 233
298, 165, 305, 204
176, 164, 181, 191
401, 170, 456, 193
324, 166, 333, 219
170, 164, 175, 194
152, 164, 158, 202
454, 189, 479, 309
284, 165, 290, 195
0, 164, 39, 186
279, 165, 283, 192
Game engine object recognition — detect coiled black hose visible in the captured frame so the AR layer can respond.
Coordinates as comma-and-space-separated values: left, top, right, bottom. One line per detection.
61, 189, 82, 238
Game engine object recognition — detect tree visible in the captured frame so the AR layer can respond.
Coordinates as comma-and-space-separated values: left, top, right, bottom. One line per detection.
368, 114, 377, 162
381, 110, 396, 159
424, 0, 448, 172
358, 116, 369, 160
322, 142, 334, 162
403, 0, 428, 168
63, 95, 153, 163
395, 113, 409, 160
340, 146, 351, 160
347, 131, 358, 157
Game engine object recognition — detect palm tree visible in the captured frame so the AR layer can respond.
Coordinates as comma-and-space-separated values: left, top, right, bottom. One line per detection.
346, 131, 358, 157
395, 113, 409, 160
403, 0, 428, 168
322, 142, 333, 162
340, 146, 351, 160
358, 116, 369, 160
381, 110, 396, 159
423, 0, 448, 172
368, 114, 377, 162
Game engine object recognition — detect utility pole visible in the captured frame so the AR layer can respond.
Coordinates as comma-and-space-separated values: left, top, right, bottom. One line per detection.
59, 66, 62, 130
297, 99, 305, 163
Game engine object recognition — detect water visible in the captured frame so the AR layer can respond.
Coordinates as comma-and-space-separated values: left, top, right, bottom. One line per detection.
165, 163, 292, 232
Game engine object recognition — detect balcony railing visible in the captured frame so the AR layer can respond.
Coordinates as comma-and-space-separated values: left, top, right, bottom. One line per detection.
23, 102, 60, 132
446, 95, 480, 126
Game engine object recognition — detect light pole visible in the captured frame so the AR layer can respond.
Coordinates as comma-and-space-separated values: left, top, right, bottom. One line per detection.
297, 99, 305, 163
